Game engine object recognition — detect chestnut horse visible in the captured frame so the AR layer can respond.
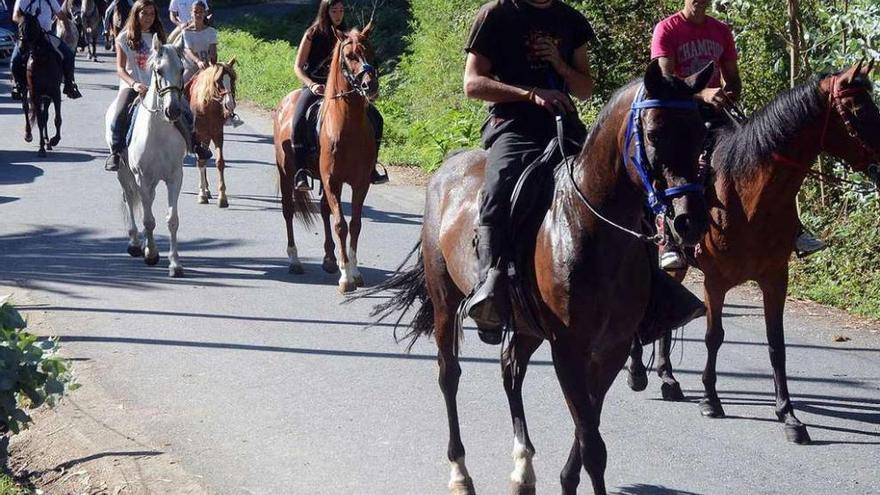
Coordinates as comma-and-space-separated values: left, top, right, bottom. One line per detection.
272, 25, 379, 291
188, 60, 238, 208
626, 62, 880, 444
368, 61, 714, 495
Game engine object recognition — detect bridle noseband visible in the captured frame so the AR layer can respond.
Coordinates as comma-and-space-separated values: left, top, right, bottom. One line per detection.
624, 85, 703, 215
332, 40, 376, 99
821, 75, 879, 163
141, 65, 183, 119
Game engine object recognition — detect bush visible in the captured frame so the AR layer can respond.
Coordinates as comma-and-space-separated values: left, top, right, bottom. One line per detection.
0, 296, 77, 436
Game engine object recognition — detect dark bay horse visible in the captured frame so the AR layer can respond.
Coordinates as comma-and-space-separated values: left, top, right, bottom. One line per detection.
189, 60, 238, 208
369, 60, 714, 495
626, 62, 880, 444
272, 25, 379, 291
20, 12, 63, 157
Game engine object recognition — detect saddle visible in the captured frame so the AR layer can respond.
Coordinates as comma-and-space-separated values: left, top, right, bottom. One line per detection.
487, 129, 705, 345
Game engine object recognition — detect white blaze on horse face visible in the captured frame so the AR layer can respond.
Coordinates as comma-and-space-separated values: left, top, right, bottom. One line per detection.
510, 436, 536, 486
221, 74, 236, 115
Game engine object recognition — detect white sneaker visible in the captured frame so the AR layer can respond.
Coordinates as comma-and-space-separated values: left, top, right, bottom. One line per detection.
225, 114, 244, 128
660, 250, 687, 270
795, 231, 826, 258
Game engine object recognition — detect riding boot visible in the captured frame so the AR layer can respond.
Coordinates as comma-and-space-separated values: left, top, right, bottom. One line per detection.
370, 165, 389, 185
464, 224, 510, 345
10, 84, 22, 101
293, 146, 312, 192
63, 82, 83, 99
192, 134, 213, 160
637, 266, 706, 344
105, 152, 122, 172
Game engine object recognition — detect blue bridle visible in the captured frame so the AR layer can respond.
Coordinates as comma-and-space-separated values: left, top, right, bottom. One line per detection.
624, 85, 704, 214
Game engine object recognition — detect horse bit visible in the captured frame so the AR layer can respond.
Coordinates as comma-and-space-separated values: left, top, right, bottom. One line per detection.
332, 40, 376, 99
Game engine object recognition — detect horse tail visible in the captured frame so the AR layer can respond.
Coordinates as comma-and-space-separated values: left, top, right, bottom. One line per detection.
118, 165, 142, 230
348, 242, 435, 352
292, 187, 318, 228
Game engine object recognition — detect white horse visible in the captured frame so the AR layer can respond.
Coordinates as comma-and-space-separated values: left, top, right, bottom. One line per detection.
105, 35, 188, 277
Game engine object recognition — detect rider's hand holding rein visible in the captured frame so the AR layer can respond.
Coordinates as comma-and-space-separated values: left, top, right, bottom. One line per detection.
463, 41, 594, 115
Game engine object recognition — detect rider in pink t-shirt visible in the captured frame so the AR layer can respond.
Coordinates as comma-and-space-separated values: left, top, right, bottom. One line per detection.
650, 0, 826, 266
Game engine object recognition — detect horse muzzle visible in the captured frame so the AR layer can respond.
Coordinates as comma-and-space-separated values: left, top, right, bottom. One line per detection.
668, 194, 709, 247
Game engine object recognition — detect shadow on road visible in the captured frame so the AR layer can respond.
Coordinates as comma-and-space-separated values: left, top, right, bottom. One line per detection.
614, 485, 705, 495
54, 334, 554, 366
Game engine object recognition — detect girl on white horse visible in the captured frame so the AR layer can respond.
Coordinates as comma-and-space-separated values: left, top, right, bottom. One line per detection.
105, 0, 211, 172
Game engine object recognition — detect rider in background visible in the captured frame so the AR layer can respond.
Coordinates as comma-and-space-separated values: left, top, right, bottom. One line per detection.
169, 0, 207, 28
462, 0, 595, 344
102, 0, 131, 42
180, 0, 215, 84
291, 0, 386, 191
651, 0, 825, 268
105, 0, 211, 172
9, 0, 82, 100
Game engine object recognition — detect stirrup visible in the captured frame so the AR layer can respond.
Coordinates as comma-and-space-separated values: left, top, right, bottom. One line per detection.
294, 169, 313, 192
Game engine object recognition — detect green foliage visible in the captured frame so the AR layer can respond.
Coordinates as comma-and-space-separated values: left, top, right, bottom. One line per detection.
0, 296, 77, 436
216, 0, 410, 111
0, 474, 26, 495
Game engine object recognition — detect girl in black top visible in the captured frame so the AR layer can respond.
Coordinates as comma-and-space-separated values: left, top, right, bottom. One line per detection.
291, 0, 385, 189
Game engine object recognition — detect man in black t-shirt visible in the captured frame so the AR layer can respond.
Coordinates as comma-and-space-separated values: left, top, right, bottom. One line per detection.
462, 0, 595, 344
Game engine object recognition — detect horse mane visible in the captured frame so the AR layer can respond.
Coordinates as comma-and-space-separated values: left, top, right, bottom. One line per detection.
713, 75, 828, 180
191, 63, 236, 107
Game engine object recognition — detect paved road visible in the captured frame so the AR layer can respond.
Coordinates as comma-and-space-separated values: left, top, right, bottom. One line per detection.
1, 53, 879, 495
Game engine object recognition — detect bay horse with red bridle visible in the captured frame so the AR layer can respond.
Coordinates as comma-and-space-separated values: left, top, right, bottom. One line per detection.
188, 59, 238, 208
626, 62, 880, 444
367, 60, 714, 495
272, 24, 378, 291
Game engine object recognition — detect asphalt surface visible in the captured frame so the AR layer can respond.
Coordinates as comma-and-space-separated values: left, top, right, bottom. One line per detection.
0, 52, 879, 495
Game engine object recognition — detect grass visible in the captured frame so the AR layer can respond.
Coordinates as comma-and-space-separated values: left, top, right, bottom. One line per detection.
0, 473, 26, 495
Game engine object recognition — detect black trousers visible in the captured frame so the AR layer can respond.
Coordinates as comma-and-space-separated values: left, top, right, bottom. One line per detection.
290, 86, 385, 168
479, 114, 586, 227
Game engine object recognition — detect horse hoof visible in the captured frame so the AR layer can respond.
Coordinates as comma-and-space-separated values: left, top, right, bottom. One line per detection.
38, 149, 46, 157
24, 133, 32, 143
338, 281, 357, 294
198, 194, 209, 205
127, 245, 143, 257
626, 366, 648, 392
322, 259, 339, 274
784, 423, 811, 444
698, 398, 725, 418
288, 263, 304, 275
661, 381, 685, 401
144, 254, 160, 266
218, 198, 228, 209
205, 190, 213, 199
449, 478, 476, 495
353, 274, 365, 287
510, 481, 536, 495
49, 136, 60, 147
169, 266, 184, 278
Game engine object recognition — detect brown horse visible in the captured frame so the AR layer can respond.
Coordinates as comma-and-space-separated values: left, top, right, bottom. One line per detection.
188, 60, 238, 208
625, 62, 880, 444
272, 25, 379, 291
21, 12, 63, 157
368, 60, 714, 495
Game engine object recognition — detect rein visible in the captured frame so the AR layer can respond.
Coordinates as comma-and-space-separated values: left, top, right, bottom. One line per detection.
140, 67, 183, 116
559, 86, 700, 243
771, 75, 879, 191
330, 40, 376, 100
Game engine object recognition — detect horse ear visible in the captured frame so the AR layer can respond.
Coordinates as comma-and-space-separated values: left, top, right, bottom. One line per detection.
864, 58, 875, 77
643, 59, 665, 97
362, 20, 374, 38
844, 59, 864, 83
228, 57, 237, 67
684, 61, 715, 93
151, 33, 162, 52
334, 27, 346, 42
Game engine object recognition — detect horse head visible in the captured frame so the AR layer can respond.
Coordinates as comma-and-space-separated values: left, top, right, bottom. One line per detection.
216, 58, 238, 119
19, 11, 46, 51
633, 59, 714, 247
149, 34, 185, 123
817, 60, 880, 189
334, 23, 378, 99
